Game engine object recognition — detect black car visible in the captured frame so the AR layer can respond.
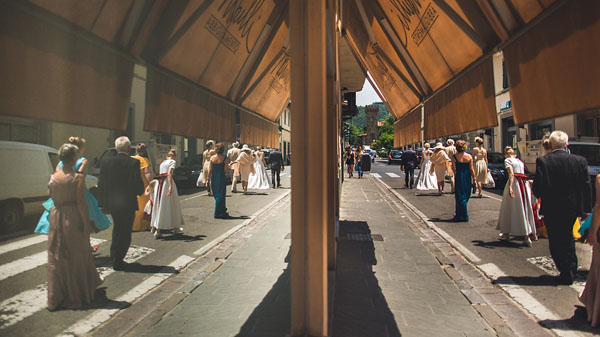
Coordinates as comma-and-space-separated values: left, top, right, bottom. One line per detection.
487, 152, 507, 189
173, 154, 204, 187
388, 150, 403, 165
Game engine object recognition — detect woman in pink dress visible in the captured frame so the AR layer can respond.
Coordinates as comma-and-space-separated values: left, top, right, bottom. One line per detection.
47, 143, 102, 311
580, 174, 600, 327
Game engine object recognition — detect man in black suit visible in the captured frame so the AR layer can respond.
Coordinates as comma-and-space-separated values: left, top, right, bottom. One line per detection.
98, 136, 144, 271
533, 131, 592, 285
401, 145, 419, 189
269, 148, 284, 188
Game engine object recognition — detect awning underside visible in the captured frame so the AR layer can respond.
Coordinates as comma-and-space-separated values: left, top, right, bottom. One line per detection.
1, 0, 598, 146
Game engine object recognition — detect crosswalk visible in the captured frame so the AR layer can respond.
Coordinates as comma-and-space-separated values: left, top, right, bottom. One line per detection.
369, 172, 402, 178
0, 234, 191, 335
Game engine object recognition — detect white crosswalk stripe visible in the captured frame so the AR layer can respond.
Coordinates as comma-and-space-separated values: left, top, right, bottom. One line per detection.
0, 235, 47, 256
386, 172, 400, 178
371, 173, 381, 178
0, 241, 152, 329
60, 255, 194, 337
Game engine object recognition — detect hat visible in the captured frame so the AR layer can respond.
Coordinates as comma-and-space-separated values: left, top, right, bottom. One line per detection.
241, 144, 251, 152
434, 142, 445, 150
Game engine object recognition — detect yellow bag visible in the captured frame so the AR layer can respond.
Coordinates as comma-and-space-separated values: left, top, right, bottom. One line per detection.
573, 218, 582, 240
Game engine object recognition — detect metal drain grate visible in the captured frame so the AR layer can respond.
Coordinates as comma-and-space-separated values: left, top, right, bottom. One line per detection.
284, 233, 383, 241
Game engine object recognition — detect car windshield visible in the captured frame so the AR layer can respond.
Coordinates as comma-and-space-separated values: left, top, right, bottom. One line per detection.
569, 144, 600, 166
390, 150, 401, 156
183, 154, 203, 166
487, 152, 504, 164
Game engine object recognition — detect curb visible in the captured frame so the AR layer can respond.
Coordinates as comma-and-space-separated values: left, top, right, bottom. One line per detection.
372, 176, 555, 337
89, 190, 291, 337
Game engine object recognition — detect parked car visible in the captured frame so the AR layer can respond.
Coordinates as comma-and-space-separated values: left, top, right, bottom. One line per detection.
416, 148, 424, 164
173, 154, 203, 187
367, 149, 376, 162
388, 150, 403, 165
0, 141, 98, 234
568, 142, 600, 204
487, 152, 507, 189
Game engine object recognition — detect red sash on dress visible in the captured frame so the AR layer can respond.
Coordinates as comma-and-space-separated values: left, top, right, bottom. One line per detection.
514, 173, 529, 212
155, 173, 169, 207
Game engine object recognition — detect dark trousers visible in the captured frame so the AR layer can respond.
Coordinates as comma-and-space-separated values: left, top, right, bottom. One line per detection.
404, 167, 415, 188
271, 167, 281, 187
110, 209, 135, 267
544, 213, 578, 275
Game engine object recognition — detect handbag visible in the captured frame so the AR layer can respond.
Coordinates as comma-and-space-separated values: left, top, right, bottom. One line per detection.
196, 171, 204, 187
483, 171, 495, 188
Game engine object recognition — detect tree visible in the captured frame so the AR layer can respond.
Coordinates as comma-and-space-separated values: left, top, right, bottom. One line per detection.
373, 114, 395, 151
348, 123, 360, 146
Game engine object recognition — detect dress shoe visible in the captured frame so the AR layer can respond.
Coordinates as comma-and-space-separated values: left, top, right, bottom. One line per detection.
555, 271, 574, 285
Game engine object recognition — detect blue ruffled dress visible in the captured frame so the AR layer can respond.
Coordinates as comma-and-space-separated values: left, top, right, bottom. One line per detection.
34, 157, 112, 234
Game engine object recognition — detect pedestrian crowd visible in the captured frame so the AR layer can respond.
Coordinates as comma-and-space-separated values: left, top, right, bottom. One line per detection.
36, 136, 285, 312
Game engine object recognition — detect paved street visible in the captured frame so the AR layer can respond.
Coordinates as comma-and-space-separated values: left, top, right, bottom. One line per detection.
0, 171, 291, 337
369, 159, 595, 336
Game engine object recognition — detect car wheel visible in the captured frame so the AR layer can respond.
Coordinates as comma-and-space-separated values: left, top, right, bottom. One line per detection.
0, 199, 24, 234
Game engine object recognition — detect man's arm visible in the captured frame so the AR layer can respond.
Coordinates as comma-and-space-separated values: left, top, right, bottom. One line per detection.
133, 160, 144, 196
532, 157, 545, 198
581, 158, 592, 213
98, 159, 107, 208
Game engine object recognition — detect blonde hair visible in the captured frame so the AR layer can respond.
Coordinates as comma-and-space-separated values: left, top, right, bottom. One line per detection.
542, 139, 552, 151
59, 143, 79, 163
455, 140, 467, 152
167, 149, 176, 158
206, 140, 215, 148
424, 143, 430, 149
474, 137, 483, 145
68, 136, 86, 149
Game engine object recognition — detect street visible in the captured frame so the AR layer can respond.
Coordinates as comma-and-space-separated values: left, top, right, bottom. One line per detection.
0, 172, 291, 337
367, 159, 593, 335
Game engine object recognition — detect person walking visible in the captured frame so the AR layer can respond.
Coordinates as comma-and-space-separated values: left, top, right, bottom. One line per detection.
497, 146, 536, 246
206, 143, 231, 219
235, 145, 256, 194
401, 145, 419, 189
451, 140, 476, 222
430, 143, 450, 195
131, 143, 152, 231
98, 136, 144, 271
416, 143, 437, 191
201, 140, 215, 196
151, 149, 184, 239
445, 139, 457, 193
345, 148, 355, 178
227, 142, 241, 192
533, 130, 592, 285
355, 146, 364, 179
269, 147, 285, 188
580, 174, 600, 327
248, 147, 272, 189
472, 137, 489, 198
46, 143, 103, 310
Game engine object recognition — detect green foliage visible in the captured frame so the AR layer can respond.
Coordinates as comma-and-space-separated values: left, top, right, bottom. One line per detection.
351, 103, 390, 130
348, 124, 361, 146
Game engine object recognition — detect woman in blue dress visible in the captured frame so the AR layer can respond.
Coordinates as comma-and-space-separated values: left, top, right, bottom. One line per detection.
35, 137, 111, 234
451, 140, 476, 222
206, 143, 230, 219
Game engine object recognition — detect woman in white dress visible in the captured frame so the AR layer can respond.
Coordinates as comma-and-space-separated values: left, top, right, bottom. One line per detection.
497, 146, 536, 246
151, 149, 184, 239
248, 147, 272, 189
416, 143, 437, 191
472, 137, 488, 198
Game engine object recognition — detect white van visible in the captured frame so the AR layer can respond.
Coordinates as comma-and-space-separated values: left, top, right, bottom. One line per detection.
0, 141, 98, 234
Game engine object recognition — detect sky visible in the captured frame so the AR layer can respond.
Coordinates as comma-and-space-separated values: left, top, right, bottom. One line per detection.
356, 77, 383, 106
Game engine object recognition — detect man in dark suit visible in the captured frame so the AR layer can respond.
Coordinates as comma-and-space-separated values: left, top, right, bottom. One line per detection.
269, 148, 284, 188
401, 145, 419, 189
533, 131, 592, 285
98, 136, 144, 271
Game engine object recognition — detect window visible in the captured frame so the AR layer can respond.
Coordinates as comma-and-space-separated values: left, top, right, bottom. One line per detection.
502, 61, 509, 90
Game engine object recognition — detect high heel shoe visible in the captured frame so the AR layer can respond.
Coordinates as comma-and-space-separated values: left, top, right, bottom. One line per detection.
523, 238, 532, 247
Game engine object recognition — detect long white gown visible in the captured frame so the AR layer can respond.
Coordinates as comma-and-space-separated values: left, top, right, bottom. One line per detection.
151, 159, 184, 230
496, 157, 536, 236
248, 152, 272, 189
416, 151, 438, 190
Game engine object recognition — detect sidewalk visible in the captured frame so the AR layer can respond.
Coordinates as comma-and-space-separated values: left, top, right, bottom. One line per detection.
94, 175, 554, 337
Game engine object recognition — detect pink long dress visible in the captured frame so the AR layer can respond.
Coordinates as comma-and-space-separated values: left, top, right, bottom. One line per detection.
47, 173, 102, 310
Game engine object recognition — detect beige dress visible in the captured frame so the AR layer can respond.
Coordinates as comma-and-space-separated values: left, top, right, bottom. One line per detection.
236, 152, 256, 182
581, 246, 600, 327
473, 152, 488, 184
430, 150, 450, 183
47, 173, 102, 310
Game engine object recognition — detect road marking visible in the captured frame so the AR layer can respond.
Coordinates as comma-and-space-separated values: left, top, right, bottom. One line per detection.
0, 243, 151, 329
482, 191, 503, 202
182, 192, 209, 201
386, 172, 400, 178
0, 235, 47, 256
527, 256, 585, 294
59, 255, 195, 337
371, 173, 381, 178
193, 190, 291, 256
374, 177, 482, 264
0, 238, 106, 282
478, 263, 580, 337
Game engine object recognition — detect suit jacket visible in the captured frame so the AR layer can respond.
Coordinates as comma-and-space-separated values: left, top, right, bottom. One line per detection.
98, 153, 144, 213
269, 150, 284, 170
532, 149, 592, 218
401, 150, 418, 170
